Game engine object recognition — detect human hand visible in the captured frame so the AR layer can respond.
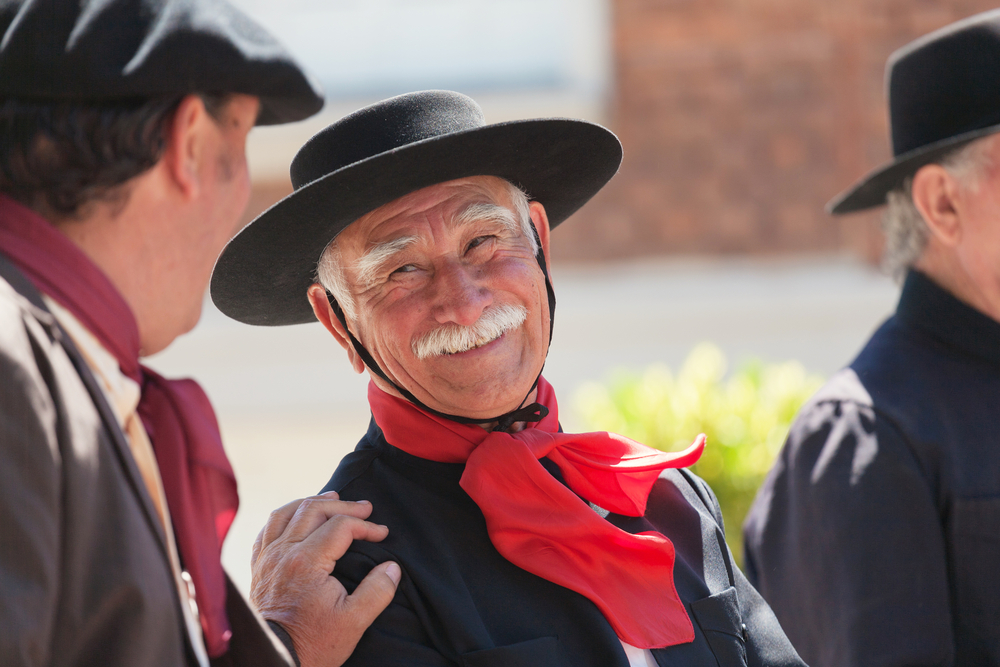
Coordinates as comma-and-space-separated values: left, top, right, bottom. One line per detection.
250, 491, 400, 667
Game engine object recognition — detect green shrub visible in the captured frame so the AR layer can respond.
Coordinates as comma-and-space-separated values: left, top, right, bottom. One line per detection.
572, 343, 823, 566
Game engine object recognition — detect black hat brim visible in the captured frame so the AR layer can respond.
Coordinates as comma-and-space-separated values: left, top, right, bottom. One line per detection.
827, 122, 1000, 214
211, 117, 622, 326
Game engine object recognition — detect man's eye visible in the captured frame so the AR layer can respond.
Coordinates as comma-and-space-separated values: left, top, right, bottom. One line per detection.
466, 235, 494, 252
391, 264, 417, 276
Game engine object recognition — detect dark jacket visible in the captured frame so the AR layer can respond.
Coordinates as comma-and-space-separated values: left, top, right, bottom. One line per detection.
323, 418, 806, 667
0, 254, 293, 667
743, 270, 1000, 667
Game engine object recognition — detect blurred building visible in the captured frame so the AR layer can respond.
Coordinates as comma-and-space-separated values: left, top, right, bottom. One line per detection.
237, 0, 999, 264
560, 0, 1000, 263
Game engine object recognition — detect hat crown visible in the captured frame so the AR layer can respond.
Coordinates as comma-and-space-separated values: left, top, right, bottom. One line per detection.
290, 90, 486, 189
0, 0, 323, 125
888, 9, 1000, 156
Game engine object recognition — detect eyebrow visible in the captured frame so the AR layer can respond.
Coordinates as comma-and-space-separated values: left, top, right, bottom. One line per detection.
453, 202, 520, 234
354, 235, 419, 288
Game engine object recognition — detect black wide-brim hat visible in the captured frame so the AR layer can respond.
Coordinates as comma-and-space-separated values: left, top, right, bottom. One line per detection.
0, 0, 323, 125
829, 9, 1000, 214
211, 90, 623, 326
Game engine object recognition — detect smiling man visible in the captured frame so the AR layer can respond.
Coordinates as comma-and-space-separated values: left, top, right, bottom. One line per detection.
212, 90, 805, 666
314, 176, 550, 421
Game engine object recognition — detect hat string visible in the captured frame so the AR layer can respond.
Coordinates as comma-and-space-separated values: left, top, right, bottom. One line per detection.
326, 223, 557, 434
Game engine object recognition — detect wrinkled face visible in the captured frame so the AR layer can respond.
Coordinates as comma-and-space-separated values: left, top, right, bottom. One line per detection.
333, 176, 551, 419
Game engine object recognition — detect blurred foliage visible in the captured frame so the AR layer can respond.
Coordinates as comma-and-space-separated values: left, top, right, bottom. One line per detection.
572, 343, 824, 567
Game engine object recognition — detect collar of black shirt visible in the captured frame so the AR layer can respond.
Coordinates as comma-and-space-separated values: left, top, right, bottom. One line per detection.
897, 269, 1000, 370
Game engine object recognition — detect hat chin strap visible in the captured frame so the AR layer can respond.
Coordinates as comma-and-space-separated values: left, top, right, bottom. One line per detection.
327, 223, 557, 434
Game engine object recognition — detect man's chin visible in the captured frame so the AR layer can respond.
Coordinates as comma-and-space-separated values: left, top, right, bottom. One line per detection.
424, 379, 539, 420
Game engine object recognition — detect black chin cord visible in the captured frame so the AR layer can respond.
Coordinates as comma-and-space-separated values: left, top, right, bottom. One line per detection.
329, 223, 556, 433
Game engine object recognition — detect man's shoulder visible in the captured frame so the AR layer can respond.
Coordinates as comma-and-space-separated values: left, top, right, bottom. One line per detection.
0, 267, 111, 464
320, 421, 392, 496
848, 312, 998, 404
0, 272, 61, 392
814, 315, 930, 407
660, 468, 722, 518
784, 315, 942, 438
0, 269, 35, 328
322, 446, 381, 495
636, 467, 728, 542
792, 311, 999, 457
0, 254, 63, 346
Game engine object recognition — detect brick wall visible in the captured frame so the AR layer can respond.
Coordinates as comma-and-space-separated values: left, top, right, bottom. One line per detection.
239, 1, 999, 264
552, 0, 1000, 262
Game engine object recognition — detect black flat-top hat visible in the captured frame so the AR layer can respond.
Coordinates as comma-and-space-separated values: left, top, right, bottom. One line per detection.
0, 0, 323, 125
830, 9, 1000, 214
211, 90, 623, 326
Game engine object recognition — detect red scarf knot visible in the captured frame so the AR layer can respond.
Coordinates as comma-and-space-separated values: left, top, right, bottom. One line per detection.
0, 195, 237, 657
369, 376, 706, 649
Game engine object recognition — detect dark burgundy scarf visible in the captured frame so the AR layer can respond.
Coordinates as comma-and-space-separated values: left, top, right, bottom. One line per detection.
369, 375, 705, 649
0, 195, 237, 657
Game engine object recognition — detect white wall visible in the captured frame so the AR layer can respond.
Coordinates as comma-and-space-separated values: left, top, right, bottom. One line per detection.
231, 0, 611, 99
230, 0, 614, 180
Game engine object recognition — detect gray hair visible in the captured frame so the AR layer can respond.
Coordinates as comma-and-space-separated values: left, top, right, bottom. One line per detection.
316, 179, 536, 323
882, 134, 997, 279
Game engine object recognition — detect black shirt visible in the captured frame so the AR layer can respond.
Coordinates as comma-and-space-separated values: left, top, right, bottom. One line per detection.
323, 416, 805, 666
743, 270, 1000, 666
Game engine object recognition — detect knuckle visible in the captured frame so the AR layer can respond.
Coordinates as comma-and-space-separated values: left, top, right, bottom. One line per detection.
328, 513, 361, 533
297, 497, 322, 514
327, 512, 351, 527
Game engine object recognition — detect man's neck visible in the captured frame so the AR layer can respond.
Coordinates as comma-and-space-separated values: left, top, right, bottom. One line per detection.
50, 171, 189, 356
914, 243, 1000, 324
52, 202, 148, 334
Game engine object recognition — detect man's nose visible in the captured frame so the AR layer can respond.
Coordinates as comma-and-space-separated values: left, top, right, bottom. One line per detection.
430, 260, 492, 326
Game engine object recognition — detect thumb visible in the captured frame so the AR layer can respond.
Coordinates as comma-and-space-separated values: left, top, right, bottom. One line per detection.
343, 561, 401, 629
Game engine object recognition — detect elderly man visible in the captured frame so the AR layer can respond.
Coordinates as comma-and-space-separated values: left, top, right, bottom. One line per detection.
0, 1, 399, 666
212, 90, 805, 666
743, 10, 1000, 667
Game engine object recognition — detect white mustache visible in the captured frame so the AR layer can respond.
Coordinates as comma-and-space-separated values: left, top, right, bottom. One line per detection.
411, 304, 528, 359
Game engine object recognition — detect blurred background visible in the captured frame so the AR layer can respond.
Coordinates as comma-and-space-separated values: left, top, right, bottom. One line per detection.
145, 0, 996, 591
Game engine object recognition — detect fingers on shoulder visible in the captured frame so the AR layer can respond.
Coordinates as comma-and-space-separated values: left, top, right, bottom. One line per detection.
283, 495, 376, 541
300, 513, 389, 565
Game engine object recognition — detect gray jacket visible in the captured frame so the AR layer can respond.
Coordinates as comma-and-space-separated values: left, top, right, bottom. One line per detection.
0, 254, 293, 667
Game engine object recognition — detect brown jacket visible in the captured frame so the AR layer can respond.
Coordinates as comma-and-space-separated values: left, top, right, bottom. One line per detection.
0, 254, 293, 667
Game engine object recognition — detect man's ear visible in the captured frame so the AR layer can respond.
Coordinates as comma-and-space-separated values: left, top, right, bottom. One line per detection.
911, 163, 963, 248
307, 284, 365, 374
528, 201, 553, 271
160, 94, 213, 200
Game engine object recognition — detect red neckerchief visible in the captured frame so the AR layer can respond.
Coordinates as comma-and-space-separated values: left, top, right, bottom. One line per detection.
368, 376, 705, 649
0, 195, 236, 657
